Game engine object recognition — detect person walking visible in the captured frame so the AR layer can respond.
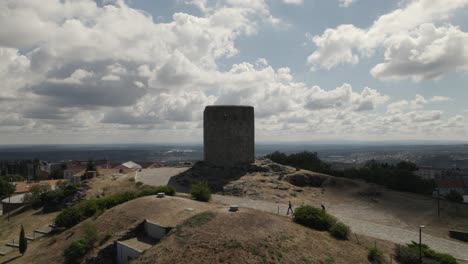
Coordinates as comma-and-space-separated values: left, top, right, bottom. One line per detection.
287, 201, 293, 215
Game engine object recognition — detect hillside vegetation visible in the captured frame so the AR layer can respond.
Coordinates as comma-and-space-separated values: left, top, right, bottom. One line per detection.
266, 151, 434, 194
4, 195, 377, 264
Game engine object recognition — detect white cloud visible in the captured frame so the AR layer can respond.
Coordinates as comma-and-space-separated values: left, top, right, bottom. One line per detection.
387, 94, 452, 113
339, 0, 356, 8
0, 0, 466, 142
308, 0, 468, 80
283, 0, 304, 5
371, 24, 468, 81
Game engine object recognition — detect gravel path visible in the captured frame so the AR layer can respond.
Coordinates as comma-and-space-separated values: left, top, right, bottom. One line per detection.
212, 194, 468, 261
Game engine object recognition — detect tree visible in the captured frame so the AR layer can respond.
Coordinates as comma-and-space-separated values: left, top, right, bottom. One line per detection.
445, 190, 463, 203
0, 177, 15, 199
86, 160, 96, 172
23, 184, 52, 206
19, 225, 27, 256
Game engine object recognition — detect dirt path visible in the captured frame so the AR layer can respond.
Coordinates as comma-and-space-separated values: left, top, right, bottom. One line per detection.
135, 167, 189, 186
212, 194, 468, 261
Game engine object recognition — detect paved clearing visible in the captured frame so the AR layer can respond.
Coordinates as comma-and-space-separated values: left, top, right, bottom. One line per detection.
212, 194, 468, 262
135, 167, 189, 186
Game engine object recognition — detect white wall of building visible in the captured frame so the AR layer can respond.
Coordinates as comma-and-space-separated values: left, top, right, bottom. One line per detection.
144, 220, 167, 240
116, 241, 142, 264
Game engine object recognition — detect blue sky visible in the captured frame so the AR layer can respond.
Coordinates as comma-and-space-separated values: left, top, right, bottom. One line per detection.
0, 0, 467, 144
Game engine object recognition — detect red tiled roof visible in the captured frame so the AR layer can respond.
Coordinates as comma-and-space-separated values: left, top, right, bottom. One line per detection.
13, 180, 63, 194
435, 178, 468, 189
138, 162, 163, 169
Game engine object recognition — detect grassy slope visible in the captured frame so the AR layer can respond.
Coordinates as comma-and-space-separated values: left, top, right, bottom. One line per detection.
135, 208, 370, 264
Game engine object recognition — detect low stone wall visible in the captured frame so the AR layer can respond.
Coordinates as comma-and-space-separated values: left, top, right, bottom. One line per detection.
449, 230, 468, 243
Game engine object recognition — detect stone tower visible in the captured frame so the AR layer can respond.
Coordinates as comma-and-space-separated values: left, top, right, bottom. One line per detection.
203, 105, 255, 166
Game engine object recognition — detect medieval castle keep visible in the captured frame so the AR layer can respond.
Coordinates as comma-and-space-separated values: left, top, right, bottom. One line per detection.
203, 105, 254, 166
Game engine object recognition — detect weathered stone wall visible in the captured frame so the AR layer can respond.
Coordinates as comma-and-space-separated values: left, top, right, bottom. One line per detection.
204, 105, 254, 166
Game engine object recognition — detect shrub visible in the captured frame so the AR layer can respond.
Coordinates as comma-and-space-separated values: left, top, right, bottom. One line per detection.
24, 184, 51, 206
191, 182, 211, 202
82, 223, 99, 245
445, 190, 463, 203
24, 181, 79, 212
329, 222, 350, 240
56, 186, 175, 228
293, 205, 336, 231
56, 206, 84, 228
368, 248, 384, 264
63, 223, 98, 264
64, 240, 87, 264
397, 242, 457, 264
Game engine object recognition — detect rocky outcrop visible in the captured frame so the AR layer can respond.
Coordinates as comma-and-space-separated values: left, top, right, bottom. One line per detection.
171, 159, 330, 194
284, 172, 329, 187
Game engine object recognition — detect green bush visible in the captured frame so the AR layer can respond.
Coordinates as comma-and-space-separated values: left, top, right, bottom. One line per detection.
82, 223, 99, 245
63, 223, 99, 264
368, 248, 384, 264
56, 206, 84, 228
293, 205, 336, 231
397, 242, 457, 264
329, 222, 350, 240
24, 181, 79, 212
56, 186, 175, 228
445, 190, 463, 203
190, 182, 211, 202
64, 240, 87, 264
265, 151, 433, 195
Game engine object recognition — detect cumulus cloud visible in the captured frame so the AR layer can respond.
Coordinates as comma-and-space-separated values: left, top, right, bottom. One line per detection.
308, 0, 468, 80
0, 0, 466, 142
387, 94, 452, 113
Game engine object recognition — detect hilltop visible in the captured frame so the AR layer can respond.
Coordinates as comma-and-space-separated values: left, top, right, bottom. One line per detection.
2, 196, 373, 264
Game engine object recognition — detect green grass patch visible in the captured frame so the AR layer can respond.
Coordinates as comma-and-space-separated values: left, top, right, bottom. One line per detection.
181, 211, 215, 228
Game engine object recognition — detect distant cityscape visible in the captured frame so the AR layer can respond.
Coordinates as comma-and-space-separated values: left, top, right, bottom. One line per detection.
1, 143, 468, 168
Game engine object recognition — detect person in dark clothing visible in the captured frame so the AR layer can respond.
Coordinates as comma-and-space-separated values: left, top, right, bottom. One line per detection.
321, 204, 326, 211
287, 201, 293, 215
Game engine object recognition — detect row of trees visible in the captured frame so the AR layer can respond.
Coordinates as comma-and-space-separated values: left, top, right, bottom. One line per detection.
265, 151, 435, 195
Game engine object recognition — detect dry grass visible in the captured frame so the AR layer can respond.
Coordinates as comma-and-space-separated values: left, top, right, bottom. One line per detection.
0, 207, 58, 246
2, 196, 376, 264
85, 170, 139, 198
136, 207, 371, 264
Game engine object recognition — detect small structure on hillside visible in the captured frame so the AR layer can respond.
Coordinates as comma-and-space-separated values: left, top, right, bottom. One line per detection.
203, 105, 255, 166
115, 161, 143, 170
1, 194, 28, 214
116, 219, 170, 264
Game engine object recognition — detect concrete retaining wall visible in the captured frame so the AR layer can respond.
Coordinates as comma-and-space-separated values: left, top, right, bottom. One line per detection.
144, 220, 167, 240
116, 241, 141, 264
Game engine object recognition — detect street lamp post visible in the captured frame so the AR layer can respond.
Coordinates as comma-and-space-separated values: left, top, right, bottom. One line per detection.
435, 188, 440, 218
7, 176, 13, 222
419, 225, 425, 264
